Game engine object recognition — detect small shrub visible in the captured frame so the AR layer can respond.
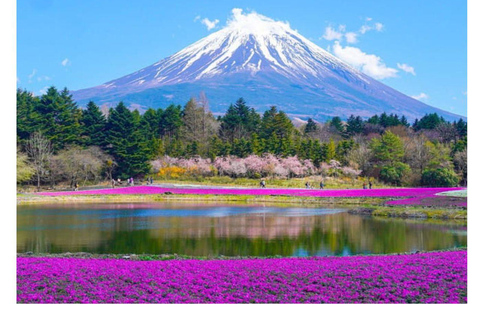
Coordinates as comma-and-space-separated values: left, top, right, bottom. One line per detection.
421, 168, 459, 187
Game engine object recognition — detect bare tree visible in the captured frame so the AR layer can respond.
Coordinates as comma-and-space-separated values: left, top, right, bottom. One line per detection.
345, 142, 373, 175
25, 132, 53, 190
57, 146, 111, 187
182, 96, 218, 154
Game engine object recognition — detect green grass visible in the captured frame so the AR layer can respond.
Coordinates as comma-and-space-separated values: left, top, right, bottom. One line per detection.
350, 205, 467, 220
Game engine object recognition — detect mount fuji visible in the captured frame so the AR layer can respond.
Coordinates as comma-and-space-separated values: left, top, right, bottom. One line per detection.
72, 9, 463, 122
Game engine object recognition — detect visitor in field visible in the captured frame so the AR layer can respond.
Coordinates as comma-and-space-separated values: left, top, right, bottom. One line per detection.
74, 182, 78, 191
260, 179, 266, 188
369, 180, 373, 189
320, 181, 324, 189
363, 182, 367, 189
111, 179, 116, 188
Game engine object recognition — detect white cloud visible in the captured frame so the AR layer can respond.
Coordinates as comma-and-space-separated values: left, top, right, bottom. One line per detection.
322, 26, 343, 41
28, 69, 37, 83
366, 17, 373, 21
338, 24, 346, 32
332, 41, 398, 79
37, 75, 51, 82
345, 32, 358, 43
375, 22, 384, 31
193, 15, 201, 22
201, 17, 219, 30
359, 25, 372, 34
61, 58, 70, 67
38, 86, 49, 95
397, 63, 416, 75
411, 92, 429, 100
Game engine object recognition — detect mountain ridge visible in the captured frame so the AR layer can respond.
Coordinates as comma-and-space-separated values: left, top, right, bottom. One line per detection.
72, 9, 464, 122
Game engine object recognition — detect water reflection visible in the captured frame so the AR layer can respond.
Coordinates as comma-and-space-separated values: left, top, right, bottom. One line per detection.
17, 203, 467, 257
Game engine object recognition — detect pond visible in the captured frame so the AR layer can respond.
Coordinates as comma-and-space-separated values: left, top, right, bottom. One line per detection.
17, 203, 467, 257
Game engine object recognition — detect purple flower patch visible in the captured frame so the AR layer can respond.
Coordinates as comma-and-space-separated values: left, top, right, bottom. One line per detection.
17, 250, 467, 303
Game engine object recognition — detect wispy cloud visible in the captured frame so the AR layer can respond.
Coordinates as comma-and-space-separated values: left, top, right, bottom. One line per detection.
375, 23, 384, 32
28, 69, 37, 83
332, 41, 398, 79
397, 63, 416, 76
61, 58, 70, 67
38, 86, 49, 95
322, 26, 343, 41
345, 32, 358, 43
37, 75, 51, 82
411, 92, 429, 101
201, 18, 219, 30
359, 25, 372, 34
194, 15, 220, 31
322, 18, 384, 44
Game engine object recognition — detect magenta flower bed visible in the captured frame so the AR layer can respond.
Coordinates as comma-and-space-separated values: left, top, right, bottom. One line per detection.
38, 186, 464, 200
17, 251, 466, 303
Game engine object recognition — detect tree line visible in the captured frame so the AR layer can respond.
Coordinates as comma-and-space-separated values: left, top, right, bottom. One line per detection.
17, 86, 467, 189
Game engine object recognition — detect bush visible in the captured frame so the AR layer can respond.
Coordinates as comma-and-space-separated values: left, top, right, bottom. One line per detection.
421, 168, 459, 187
379, 162, 411, 186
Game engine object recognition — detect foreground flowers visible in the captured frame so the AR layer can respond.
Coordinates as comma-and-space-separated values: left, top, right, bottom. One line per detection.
17, 250, 466, 303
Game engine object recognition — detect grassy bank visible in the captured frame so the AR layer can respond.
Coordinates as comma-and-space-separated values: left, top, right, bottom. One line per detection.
349, 206, 467, 220
17, 192, 386, 206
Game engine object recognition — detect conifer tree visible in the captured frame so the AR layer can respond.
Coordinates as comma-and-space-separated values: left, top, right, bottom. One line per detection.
81, 101, 107, 147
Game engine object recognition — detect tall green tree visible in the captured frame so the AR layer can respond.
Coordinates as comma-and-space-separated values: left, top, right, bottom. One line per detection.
106, 102, 151, 178
80, 101, 107, 147
17, 89, 41, 143
219, 98, 260, 143
36, 87, 81, 150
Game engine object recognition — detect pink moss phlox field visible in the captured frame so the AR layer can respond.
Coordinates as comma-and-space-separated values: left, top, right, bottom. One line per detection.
38, 186, 464, 200
17, 251, 466, 303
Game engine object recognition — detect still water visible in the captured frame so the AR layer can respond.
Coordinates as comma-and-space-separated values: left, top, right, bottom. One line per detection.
17, 203, 467, 257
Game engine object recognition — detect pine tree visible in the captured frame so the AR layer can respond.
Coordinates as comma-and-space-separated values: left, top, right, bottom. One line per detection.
36, 86, 81, 150
17, 89, 42, 143
326, 139, 336, 161
81, 101, 107, 147
304, 118, 317, 135
106, 102, 151, 178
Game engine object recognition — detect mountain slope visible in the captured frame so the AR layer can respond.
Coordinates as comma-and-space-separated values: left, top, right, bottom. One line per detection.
72, 9, 463, 122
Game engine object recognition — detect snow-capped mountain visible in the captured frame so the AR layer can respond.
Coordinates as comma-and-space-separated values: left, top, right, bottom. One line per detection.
73, 9, 463, 122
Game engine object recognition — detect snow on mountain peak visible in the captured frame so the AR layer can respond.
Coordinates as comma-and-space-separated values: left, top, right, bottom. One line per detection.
226, 8, 292, 38
73, 9, 464, 123
99, 8, 367, 90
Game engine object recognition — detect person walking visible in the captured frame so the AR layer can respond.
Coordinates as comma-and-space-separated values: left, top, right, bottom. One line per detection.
260, 179, 266, 188
74, 182, 79, 191
369, 180, 373, 189
320, 181, 324, 189
363, 181, 367, 189
111, 179, 116, 188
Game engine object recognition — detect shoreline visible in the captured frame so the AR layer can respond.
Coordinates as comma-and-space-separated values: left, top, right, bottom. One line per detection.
16, 247, 467, 261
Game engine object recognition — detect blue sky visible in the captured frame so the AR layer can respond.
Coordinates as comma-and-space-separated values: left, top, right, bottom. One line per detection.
17, 0, 467, 116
